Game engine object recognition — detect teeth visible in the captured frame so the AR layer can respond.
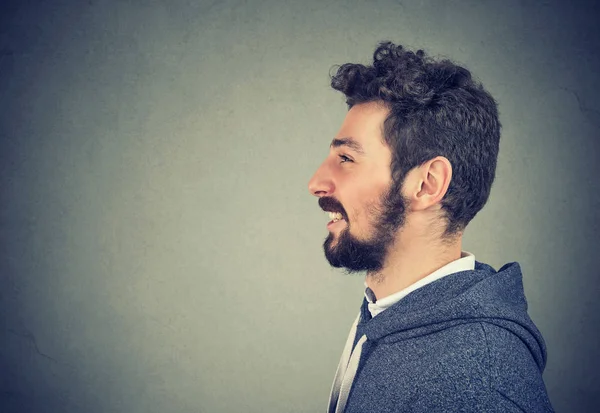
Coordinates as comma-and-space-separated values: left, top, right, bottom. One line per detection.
328, 212, 344, 222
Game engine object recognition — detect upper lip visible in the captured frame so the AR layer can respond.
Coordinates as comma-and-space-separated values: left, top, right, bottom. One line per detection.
318, 198, 346, 219
322, 208, 346, 220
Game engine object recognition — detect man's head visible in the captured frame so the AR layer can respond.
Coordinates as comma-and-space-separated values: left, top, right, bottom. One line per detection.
308, 42, 501, 272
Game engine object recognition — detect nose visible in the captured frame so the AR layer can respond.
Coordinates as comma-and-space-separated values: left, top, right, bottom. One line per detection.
308, 161, 334, 197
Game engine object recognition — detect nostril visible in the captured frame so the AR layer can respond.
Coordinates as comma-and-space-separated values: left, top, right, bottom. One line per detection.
309, 182, 332, 197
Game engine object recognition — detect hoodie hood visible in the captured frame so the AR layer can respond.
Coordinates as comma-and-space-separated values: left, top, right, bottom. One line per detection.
357, 261, 547, 371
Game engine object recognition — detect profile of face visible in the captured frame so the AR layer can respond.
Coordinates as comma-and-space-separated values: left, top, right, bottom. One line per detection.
308, 102, 408, 273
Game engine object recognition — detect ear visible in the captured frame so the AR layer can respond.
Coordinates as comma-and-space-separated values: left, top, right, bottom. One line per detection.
404, 156, 452, 211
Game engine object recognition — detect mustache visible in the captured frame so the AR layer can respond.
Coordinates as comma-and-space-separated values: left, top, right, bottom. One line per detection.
319, 197, 348, 220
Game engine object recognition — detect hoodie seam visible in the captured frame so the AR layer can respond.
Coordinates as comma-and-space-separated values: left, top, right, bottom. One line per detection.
494, 389, 526, 412
478, 322, 493, 397
480, 323, 527, 413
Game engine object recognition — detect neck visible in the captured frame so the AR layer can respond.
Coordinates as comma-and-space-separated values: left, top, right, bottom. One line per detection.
365, 224, 463, 301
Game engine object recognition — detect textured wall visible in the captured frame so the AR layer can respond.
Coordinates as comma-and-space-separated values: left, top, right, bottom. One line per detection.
1, 0, 599, 412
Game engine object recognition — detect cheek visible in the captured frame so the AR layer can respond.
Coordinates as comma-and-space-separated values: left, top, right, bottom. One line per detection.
348, 200, 379, 230
343, 175, 391, 224
358, 192, 389, 224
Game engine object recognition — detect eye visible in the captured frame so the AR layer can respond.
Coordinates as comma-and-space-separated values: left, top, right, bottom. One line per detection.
338, 154, 353, 164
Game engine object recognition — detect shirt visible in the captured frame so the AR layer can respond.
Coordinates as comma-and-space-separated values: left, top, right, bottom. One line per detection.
364, 251, 475, 318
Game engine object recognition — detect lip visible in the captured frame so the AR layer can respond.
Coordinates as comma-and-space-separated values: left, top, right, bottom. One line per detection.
327, 218, 346, 230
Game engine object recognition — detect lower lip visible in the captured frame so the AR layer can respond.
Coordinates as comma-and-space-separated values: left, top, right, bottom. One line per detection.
327, 219, 346, 230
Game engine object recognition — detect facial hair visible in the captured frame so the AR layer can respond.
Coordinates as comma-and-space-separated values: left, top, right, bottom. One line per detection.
323, 178, 408, 273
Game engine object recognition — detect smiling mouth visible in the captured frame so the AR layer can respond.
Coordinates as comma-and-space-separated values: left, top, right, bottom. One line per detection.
328, 211, 344, 223
326, 211, 347, 230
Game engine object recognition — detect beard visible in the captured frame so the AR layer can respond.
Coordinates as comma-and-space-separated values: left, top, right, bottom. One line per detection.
322, 179, 408, 273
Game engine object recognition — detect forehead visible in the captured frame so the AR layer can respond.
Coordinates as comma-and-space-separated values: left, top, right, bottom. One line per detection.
334, 102, 390, 151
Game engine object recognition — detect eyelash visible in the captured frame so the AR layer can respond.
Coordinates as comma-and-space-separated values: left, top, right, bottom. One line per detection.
338, 154, 353, 163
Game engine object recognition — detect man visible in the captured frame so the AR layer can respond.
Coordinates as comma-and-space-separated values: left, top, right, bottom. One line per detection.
308, 42, 554, 412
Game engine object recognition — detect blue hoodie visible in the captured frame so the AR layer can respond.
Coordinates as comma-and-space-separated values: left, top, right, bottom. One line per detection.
328, 261, 554, 412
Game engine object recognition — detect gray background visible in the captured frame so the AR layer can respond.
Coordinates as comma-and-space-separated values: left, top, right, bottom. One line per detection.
1, 0, 599, 412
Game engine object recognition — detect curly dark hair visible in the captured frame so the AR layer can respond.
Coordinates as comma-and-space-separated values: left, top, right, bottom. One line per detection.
330, 41, 501, 236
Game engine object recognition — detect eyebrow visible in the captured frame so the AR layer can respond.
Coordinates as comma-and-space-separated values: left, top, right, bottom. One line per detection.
330, 137, 365, 155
